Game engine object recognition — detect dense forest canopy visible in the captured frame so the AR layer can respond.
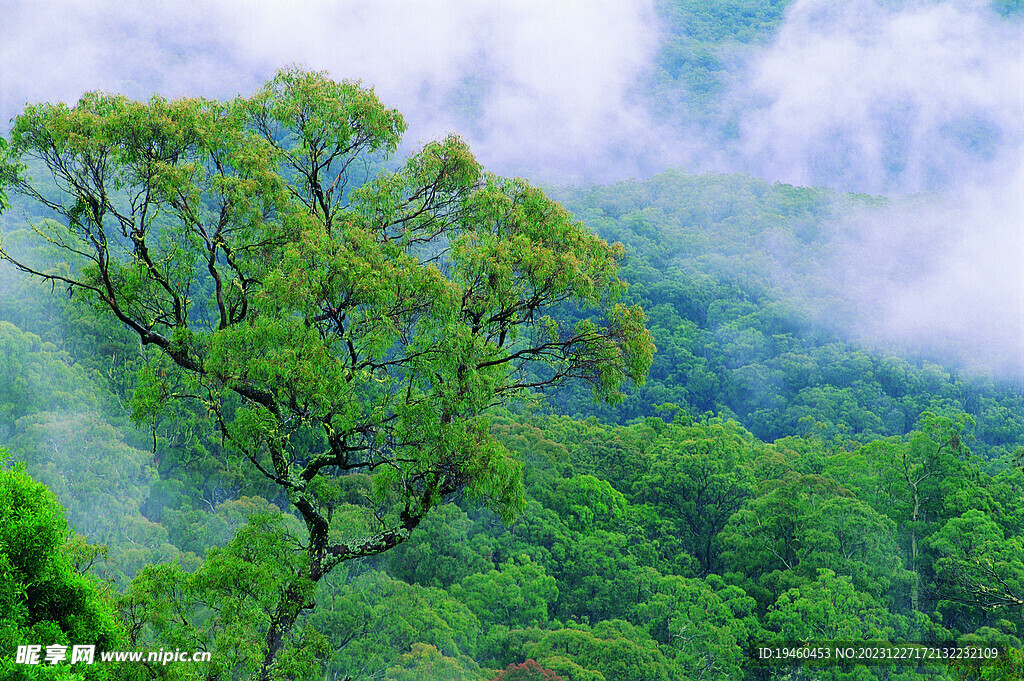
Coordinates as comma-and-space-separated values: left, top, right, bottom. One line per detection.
1, 1, 1023, 680
0, 67, 652, 679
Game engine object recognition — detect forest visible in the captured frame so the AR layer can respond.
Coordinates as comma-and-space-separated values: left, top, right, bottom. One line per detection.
2, 1, 1024, 680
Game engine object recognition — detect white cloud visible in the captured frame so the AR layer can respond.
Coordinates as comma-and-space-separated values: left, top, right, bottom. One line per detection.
714, 0, 1024, 374
3, 0, 1021, 372
734, 0, 1024, 194
0, 0, 661, 183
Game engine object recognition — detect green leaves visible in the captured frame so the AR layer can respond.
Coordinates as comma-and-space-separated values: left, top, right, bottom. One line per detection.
1, 67, 654, 679
0, 137, 10, 213
385, 642, 488, 681
929, 510, 1024, 612
453, 557, 558, 629
766, 569, 893, 641
0, 459, 133, 680
720, 472, 905, 608
246, 66, 406, 233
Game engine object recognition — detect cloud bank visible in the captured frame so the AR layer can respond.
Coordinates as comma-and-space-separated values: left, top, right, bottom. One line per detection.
733, 0, 1024, 196
2, 0, 1021, 375
4, 0, 1017, 193
0, 0, 662, 183
733, 0, 1023, 374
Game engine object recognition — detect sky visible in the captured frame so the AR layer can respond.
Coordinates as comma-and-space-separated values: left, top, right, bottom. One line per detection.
0, 0, 664, 184
1, 0, 1019, 191
1, 0, 1022, 374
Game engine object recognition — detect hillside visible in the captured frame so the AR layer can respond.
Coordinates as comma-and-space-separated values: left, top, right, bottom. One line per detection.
1, 1, 1022, 680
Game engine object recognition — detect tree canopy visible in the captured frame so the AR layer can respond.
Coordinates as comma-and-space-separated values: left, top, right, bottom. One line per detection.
3, 14, 1021, 676
0, 66, 653, 679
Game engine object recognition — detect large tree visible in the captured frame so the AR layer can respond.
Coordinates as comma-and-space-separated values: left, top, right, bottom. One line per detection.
0, 67, 653, 679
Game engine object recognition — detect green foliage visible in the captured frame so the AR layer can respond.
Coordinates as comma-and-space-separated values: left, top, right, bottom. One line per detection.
385, 504, 498, 589
766, 569, 894, 641
0, 455, 136, 680
929, 511, 1024, 614
632, 572, 757, 679
452, 557, 558, 629
384, 643, 488, 681
647, 0, 793, 132
551, 170, 1024, 464
6, 410, 174, 585
0, 67, 653, 679
118, 511, 317, 680
551, 475, 627, 533
2, 14, 1023, 677
526, 620, 683, 681
633, 416, 755, 575
0, 321, 102, 440
1, 63, 653, 536
722, 472, 905, 607
310, 569, 484, 680
0, 137, 9, 213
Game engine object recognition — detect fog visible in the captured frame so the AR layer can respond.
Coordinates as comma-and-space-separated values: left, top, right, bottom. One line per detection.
0, 0, 665, 184
733, 0, 1023, 195
738, 0, 1023, 375
1, 0, 1022, 374
816, 166, 1024, 377
2, 0, 1017, 190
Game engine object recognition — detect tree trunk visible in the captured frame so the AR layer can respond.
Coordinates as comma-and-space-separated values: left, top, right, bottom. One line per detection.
257, 575, 317, 681
909, 485, 921, 612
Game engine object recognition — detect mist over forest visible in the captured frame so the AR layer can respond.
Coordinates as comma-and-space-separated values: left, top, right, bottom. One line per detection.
3, 0, 1021, 373
1, 1, 1024, 680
